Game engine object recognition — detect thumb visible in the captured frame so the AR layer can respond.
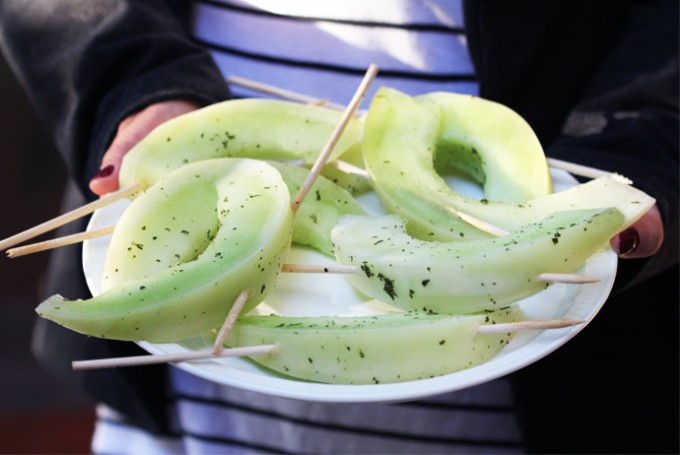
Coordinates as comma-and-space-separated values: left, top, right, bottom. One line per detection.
611, 205, 664, 259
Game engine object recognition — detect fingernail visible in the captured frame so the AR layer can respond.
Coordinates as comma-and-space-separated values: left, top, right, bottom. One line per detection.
93, 164, 114, 179
617, 228, 640, 257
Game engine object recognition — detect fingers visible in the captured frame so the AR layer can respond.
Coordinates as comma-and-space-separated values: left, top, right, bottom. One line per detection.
89, 130, 139, 196
611, 205, 664, 259
89, 100, 201, 196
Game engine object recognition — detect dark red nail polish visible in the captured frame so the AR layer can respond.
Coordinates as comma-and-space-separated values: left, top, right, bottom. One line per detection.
94, 164, 114, 179
617, 228, 639, 256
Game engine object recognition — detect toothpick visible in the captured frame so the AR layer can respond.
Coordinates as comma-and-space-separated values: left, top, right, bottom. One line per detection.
0, 183, 142, 252
326, 160, 371, 179
538, 273, 600, 284
71, 344, 276, 370
213, 290, 251, 354
6, 225, 115, 258
452, 208, 510, 236
282, 263, 359, 274
477, 318, 584, 335
6, 225, 599, 286
291, 64, 379, 212
546, 158, 613, 180
227, 75, 346, 112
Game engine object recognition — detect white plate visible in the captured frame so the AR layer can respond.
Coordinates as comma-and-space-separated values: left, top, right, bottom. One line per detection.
83, 169, 616, 403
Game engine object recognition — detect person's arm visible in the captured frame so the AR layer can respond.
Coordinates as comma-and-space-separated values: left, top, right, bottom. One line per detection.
466, 0, 677, 287
544, 3, 678, 288
0, 0, 230, 197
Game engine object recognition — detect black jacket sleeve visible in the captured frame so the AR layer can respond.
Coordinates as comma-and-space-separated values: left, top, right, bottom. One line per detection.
0, 0, 231, 197
465, 2, 679, 452
544, 1, 678, 290
0, 0, 231, 434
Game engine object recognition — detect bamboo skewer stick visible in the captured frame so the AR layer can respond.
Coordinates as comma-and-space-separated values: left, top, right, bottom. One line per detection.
476, 318, 584, 335
72, 344, 277, 371
212, 290, 251, 354
291, 64, 379, 212
71, 318, 584, 370
227, 75, 346, 112
451, 209, 509, 236
0, 183, 142, 252
537, 273, 600, 284
326, 160, 371, 179
6, 225, 115, 258
6, 229, 600, 285
546, 158, 613, 180
282, 263, 360, 274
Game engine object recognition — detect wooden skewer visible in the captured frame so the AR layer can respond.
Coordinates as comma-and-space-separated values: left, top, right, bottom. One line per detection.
281, 266, 599, 284
71, 318, 583, 370
327, 160, 371, 179
538, 273, 600, 284
6, 227, 599, 285
291, 64, 379, 212
213, 290, 251, 354
6, 225, 115, 258
0, 183, 142, 252
451, 209, 509, 236
282, 263, 359, 274
476, 318, 584, 335
546, 158, 617, 180
227, 75, 346, 112
71, 344, 277, 370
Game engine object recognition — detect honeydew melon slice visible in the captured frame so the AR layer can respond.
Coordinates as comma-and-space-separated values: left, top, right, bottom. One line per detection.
119, 98, 363, 191
363, 87, 655, 241
332, 208, 624, 315
225, 306, 520, 384
420, 91, 551, 202
37, 158, 293, 342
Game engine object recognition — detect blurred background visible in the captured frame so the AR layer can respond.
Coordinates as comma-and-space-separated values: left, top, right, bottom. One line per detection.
0, 52, 95, 452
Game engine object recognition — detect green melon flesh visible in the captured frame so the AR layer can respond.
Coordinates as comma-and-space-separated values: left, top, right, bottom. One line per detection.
333, 208, 624, 315
37, 159, 293, 342
226, 307, 520, 384
119, 98, 363, 191
420, 90, 551, 202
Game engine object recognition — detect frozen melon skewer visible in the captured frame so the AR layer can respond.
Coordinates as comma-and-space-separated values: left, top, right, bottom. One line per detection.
36, 159, 294, 342
71, 311, 585, 376
6, 233, 599, 287
118, 98, 364, 192
332, 208, 625, 315
223, 307, 517, 384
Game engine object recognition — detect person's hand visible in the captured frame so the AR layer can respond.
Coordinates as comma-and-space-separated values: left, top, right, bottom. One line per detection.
89, 100, 201, 196
611, 205, 664, 259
